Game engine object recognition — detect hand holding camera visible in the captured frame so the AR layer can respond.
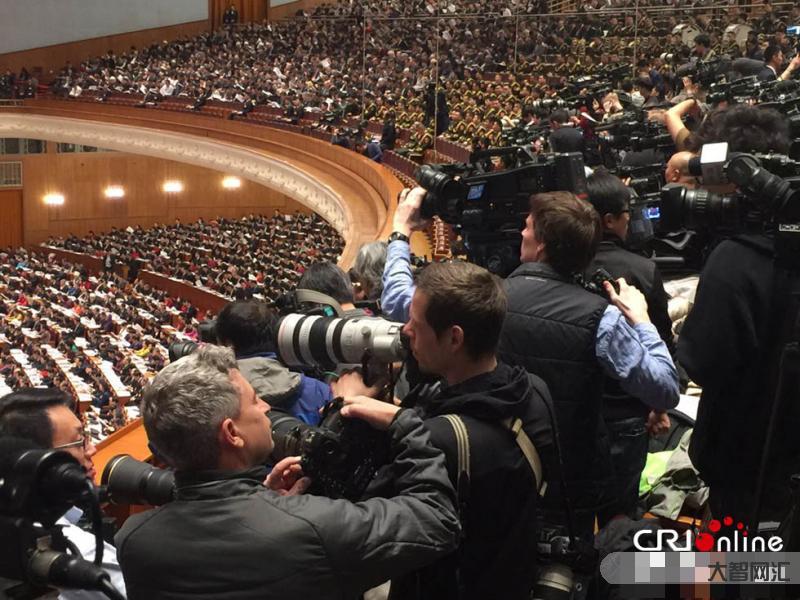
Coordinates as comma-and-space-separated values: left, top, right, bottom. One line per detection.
264, 456, 312, 497
393, 187, 431, 237
341, 395, 401, 431
604, 278, 652, 326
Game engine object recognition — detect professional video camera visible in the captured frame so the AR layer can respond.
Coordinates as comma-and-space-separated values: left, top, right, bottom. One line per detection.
676, 57, 730, 88
659, 143, 800, 268
270, 397, 391, 501
0, 437, 125, 599
414, 148, 587, 276
596, 117, 674, 155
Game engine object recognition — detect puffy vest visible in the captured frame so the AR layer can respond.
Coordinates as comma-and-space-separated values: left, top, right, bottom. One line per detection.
499, 262, 613, 512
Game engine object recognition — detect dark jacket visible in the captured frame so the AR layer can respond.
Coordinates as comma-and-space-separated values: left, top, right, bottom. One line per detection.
549, 125, 585, 154
116, 410, 460, 600
381, 119, 397, 149
390, 363, 554, 600
587, 235, 674, 420
757, 65, 778, 82
236, 352, 332, 425
498, 262, 613, 513
677, 235, 800, 520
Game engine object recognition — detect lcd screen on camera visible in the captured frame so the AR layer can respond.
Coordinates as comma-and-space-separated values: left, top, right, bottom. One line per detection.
644, 206, 661, 220
467, 183, 486, 201
787, 25, 800, 36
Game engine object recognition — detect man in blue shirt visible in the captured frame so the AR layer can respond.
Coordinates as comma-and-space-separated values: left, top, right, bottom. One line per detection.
383, 187, 678, 536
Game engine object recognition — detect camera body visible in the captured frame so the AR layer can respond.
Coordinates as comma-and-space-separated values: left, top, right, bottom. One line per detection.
270, 398, 390, 501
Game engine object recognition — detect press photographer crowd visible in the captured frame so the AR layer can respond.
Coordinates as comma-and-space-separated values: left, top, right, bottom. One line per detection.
4, 0, 800, 598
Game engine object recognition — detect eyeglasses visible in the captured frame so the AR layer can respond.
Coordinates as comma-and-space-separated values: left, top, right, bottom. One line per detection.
53, 433, 90, 451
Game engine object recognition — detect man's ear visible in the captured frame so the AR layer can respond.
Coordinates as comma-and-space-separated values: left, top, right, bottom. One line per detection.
449, 325, 465, 352
603, 212, 617, 230
219, 417, 244, 449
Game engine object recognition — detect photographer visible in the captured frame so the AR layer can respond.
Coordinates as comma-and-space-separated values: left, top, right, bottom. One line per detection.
350, 241, 388, 302
115, 345, 460, 600
498, 191, 679, 535
584, 171, 675, 524
365, 260, 553, 600
297, 262, 368, 316
666, 105, 799, 524
380, 189, 426, 323
0, 388, 126, 599
214, 300, 332, 425
548, 109, 585, 154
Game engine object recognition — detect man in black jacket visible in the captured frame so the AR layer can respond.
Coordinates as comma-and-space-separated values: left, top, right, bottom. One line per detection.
584, 171, 674, 524
548, 109, 585, 154
380, 260, 553, 600
668, 105, 800, 525
499, 191, 678, 540
115, 345, 460, 600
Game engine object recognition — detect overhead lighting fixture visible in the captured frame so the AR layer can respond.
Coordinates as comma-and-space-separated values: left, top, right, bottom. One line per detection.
104, 185, 125, 199
43, 193, 65, 206
222, 176, 241, 189
163, 180, 184, 193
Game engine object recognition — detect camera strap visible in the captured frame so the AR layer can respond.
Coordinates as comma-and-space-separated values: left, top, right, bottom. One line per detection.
441, 414, 546, 496
503, 417, 547, 497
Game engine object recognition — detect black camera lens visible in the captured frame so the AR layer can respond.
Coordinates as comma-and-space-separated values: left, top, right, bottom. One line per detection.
168, 341, 198, 363
101, 455, 175, 506
660, 184, 739, 231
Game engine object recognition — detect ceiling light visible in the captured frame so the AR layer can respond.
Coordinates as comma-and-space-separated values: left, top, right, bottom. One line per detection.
43, 193, 65, 206
104, 185, 125, 199
222, 176, 241, 189
163, 180, 184, 193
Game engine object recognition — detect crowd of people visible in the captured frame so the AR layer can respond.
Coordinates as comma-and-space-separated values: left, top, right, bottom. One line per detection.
0, 247, 201, 443
42, 0, 799, 157
2, 1, 800, 598
47, 212, 344, 304
0, 67, 39, 99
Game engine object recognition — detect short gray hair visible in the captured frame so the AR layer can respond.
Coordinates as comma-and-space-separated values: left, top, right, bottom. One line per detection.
352, 241, 388, 300
142, 345, 240, 471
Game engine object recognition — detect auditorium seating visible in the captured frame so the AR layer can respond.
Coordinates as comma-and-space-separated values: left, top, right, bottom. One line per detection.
46, 212, 344, 304
44, 0, 793, 163
0, 248, 196, 443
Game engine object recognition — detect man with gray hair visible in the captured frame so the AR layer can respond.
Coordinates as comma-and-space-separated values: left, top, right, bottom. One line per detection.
115, 345, 460, 600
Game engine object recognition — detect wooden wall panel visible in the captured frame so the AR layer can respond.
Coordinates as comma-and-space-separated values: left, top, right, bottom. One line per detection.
0, 189, 24, 249
21, 152, 306, 245
14, 99, 406, 265
0, 20, 210, 81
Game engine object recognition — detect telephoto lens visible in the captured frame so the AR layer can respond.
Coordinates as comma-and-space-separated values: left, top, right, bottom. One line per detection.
101, 455, 175, 506
275, 314, 405, 370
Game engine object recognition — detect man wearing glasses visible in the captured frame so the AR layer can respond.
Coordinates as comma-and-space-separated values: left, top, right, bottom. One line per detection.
0, 388, 126, 598
583, 171, 676, 526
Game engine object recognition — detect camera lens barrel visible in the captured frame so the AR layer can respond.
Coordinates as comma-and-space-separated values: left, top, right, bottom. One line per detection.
276, 315, 405, 369
531, 563, 575, 600
101, 454, 175, 506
